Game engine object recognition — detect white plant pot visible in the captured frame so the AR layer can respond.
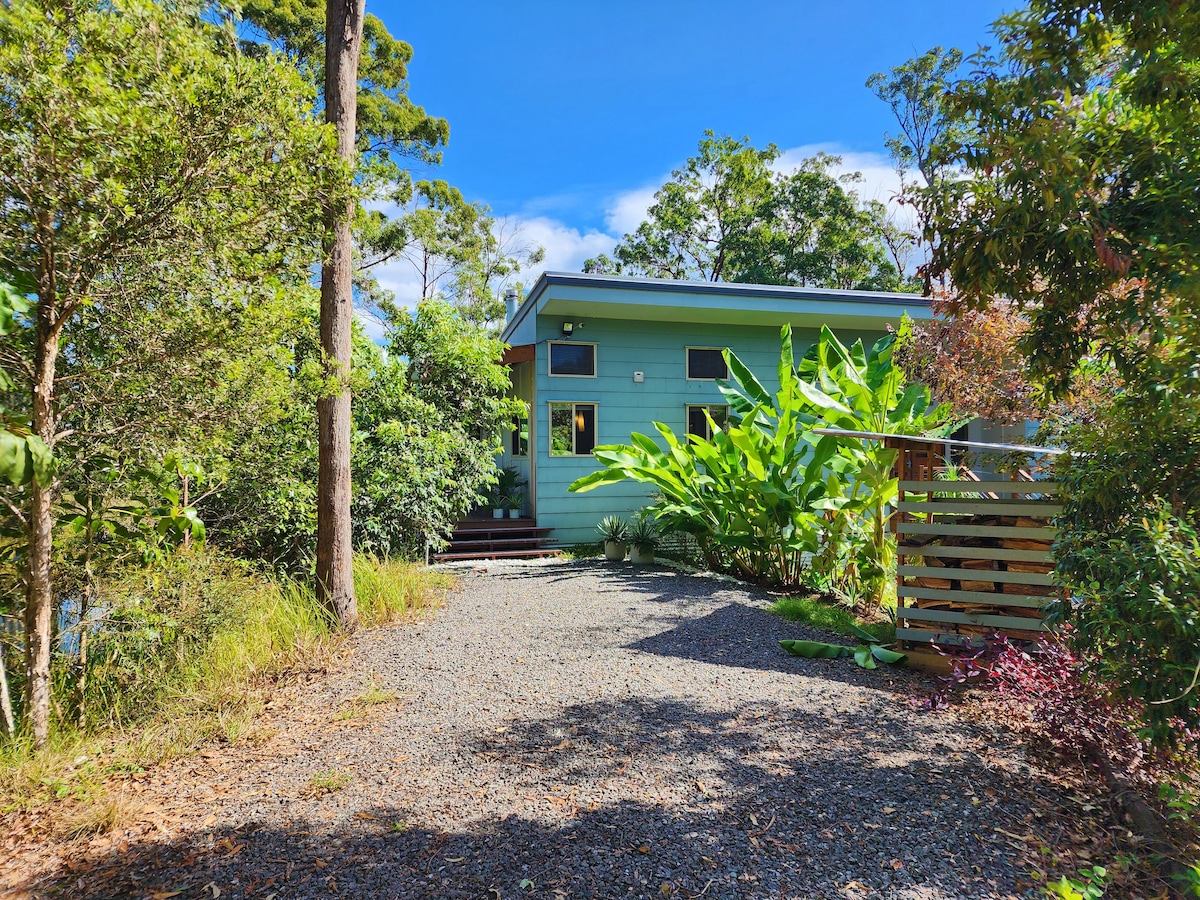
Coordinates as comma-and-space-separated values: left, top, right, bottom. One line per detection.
492, 508, 505, 519
630, 546, 655, 564
508, 508, 521, 519
603, 540, 628, 561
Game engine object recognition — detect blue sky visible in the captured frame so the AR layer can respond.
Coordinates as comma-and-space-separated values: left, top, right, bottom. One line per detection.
367, 0, 1015, 303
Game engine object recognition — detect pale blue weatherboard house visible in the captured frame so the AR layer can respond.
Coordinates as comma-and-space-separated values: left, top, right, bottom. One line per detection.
497, 271, 936, 546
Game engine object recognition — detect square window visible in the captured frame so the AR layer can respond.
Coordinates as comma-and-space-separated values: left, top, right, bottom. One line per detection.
686, 347, 728, 380
686, 404, 730, 440
549, 342, 596, 376
549, 402, 596, 456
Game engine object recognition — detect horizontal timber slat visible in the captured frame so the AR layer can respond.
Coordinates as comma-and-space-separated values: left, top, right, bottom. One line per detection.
898, 565, 1054, 586
897, 586, 1050, 609
895, 627, 987, 648
898, 501, 1061, 516
896, 606, 1049, 632
899, 480, 1059, 495
898, 522, 1057, 540
898, 544, 1051, 563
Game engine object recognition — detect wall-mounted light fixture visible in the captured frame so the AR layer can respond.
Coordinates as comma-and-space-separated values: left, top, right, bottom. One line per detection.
561, 322, 574, 336
632, 371, 645, 383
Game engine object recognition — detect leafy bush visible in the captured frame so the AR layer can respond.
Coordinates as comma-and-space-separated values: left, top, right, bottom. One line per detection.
1055, 395, 1200, 747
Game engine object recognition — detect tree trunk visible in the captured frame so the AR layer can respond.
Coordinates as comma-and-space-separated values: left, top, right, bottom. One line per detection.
0, 640, 15, 737
315, 0, 364, 630
25, 321, 58, 748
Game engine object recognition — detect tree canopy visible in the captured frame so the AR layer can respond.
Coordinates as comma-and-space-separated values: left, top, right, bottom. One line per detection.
919, 1, 1200, 386
585, 132, 910, 292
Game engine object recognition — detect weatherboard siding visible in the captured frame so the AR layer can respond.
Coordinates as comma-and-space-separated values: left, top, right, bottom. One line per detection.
530, 316, 881, 545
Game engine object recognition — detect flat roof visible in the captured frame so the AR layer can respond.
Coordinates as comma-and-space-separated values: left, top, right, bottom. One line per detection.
502, 271, 932, 344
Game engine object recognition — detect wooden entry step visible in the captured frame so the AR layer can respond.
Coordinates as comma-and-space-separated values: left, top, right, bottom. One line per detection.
434, 519, 560, 563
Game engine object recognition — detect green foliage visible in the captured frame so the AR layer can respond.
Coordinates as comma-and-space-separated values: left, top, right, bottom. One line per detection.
1054, 394, 1200, 747
352, 555, 453, 627
779, 626, 906, 669
78, 549, 334, 730
359, 180, 543, 329
919, 2, 1200, 387
235, 0, 449, 174
627, 514, 659, 553
572, 325, 950, 600
351, 301, 519, 558
768, 595, 892, 642
1043, 866, 1108, 900
585, 132, 907, 291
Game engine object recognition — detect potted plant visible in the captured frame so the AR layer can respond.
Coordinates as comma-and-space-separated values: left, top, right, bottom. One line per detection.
504, 489, 524, 518
597, 515, 629, 561
492, 465, 526, 519
628, 514, 659, 564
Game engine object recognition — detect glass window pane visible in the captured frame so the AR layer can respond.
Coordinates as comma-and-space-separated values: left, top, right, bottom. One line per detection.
708, 405, 729, 431
550, 404, 573, 455
687, 406, 708, 438
687, 348, 728, 379
511, 412, 529, 457
575, 404, 596, 455
550, 342, 595, 376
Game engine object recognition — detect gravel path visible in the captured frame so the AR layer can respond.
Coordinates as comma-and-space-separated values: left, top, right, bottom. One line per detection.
20, 560, 1086, 899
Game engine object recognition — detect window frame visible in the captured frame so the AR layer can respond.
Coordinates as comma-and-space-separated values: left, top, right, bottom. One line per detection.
685, 403, 731, 441
508, 404, 530, 458
685, 346, 730, 381
547, 401, 598, 457
547, 340, 598, 378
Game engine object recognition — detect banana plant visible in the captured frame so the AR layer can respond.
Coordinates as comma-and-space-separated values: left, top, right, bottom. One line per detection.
571, 404, 844, 585
722, 323, 959, 605
780, 623, 906, 670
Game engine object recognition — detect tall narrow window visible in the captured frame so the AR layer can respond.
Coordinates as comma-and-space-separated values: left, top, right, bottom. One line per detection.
549, 341, 596, 376
686, 404, 730, 440
686, 347, 728, 380
510, 407, 529, 457
549, 402, 596, 456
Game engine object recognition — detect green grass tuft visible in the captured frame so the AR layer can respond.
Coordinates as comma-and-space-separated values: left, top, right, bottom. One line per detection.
768, 595, 894, 643
354, 555, 455, 627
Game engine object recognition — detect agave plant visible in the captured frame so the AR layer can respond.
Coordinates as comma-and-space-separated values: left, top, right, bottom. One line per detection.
596, 515, 629, 543
627, 514, 659, 552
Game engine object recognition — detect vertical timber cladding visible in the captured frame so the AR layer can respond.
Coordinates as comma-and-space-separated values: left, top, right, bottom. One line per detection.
888, 436, 1062, 672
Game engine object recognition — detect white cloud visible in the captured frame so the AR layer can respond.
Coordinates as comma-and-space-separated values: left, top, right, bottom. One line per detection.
776, 142, 920, 234
365, 140, 918, 307
604, 183, 659, 237
512, 216, 617, 276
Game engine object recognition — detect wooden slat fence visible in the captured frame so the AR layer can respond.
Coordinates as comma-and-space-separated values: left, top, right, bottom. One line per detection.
886, 436, 1062, 672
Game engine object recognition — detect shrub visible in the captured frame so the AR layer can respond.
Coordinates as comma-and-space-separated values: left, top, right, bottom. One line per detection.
1055, 394, 1200, 748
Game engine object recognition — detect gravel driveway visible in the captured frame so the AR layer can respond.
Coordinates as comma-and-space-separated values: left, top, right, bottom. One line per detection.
24, 560, 1085, 900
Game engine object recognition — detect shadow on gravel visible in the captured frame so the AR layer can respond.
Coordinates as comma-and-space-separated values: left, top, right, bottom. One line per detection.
488, 559, 748, 607
627, 602, 928, 698
26, 698, 1063, 899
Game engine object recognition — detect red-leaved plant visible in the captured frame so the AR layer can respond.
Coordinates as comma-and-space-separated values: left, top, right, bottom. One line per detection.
927, 630, 1146, 778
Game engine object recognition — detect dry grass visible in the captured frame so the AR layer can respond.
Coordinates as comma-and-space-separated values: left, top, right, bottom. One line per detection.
1, 552, 454, 814
355, 555, 455, 626
56, 791, 144, 841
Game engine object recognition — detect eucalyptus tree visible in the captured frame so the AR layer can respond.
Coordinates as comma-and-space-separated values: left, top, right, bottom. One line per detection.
357, 179, 544, 331
586, 132, 904, 291
234, 0, 449, 623
0, 0, 338, 745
